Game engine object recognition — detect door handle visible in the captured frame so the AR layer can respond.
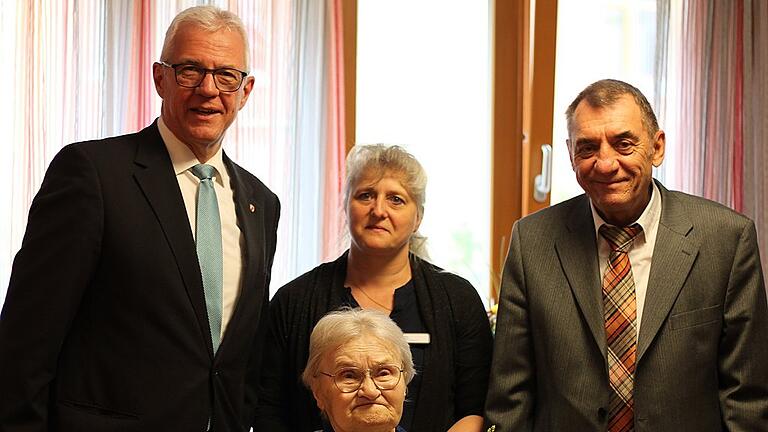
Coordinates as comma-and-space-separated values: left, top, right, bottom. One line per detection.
533, 144, 552, 203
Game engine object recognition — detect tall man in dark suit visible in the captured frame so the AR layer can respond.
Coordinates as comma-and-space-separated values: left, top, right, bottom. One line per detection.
484, 79, 768, 431
0, 6, 279, 431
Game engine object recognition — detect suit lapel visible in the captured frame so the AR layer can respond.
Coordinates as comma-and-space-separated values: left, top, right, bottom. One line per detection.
132, 123, 212, 354
217, 154, 265, 352
555, 197, 606, 355
637, 184, 698, 362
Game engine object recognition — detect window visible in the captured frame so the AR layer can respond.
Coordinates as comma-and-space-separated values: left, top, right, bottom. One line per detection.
356, 0, 492, 304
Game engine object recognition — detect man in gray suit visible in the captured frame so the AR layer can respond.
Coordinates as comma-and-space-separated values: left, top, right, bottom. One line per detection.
484, 79, 768, 431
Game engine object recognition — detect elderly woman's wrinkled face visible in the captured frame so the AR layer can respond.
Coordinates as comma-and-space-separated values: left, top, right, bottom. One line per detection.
347, 170, 421, 257
311, 336, 406, 432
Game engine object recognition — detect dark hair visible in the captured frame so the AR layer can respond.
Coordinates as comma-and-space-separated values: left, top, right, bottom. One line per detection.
565, 79, 659, 137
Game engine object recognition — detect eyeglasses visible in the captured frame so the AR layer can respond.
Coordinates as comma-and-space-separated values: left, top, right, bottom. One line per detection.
318, 364, 404, 393
157, 61, 248, 92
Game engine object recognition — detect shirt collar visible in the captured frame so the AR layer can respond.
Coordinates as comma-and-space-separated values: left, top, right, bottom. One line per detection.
157, 116, 229, 187
590, 180, 662, 241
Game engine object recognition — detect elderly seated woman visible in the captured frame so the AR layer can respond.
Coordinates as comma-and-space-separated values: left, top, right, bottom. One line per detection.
302, 308, 415, 432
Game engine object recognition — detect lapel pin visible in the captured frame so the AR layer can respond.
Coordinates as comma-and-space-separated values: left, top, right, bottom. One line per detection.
249, 203, 256, 213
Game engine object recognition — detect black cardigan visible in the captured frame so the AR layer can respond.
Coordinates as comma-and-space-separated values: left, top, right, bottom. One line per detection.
254, 252, 493, 432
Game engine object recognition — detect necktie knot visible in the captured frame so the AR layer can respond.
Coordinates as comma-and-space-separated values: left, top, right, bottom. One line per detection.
190, 164, 217, 182
599, 223, 642, 253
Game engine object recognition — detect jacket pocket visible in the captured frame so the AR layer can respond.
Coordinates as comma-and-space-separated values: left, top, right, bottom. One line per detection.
58, 399, 139, 420
669, 304, 721, 330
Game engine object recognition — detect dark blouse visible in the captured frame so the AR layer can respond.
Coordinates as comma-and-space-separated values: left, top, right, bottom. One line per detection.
319, 424, 407, 432
343, 281, 426, 430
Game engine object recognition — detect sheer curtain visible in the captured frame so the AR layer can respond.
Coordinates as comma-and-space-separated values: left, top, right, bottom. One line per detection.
0, 0, 346, 304
221, 0, 346, 289
655, 0, 768, 272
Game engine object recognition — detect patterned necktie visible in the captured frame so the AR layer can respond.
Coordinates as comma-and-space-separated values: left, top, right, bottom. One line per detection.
599, 223, 642, 432
190, 164, 223, 353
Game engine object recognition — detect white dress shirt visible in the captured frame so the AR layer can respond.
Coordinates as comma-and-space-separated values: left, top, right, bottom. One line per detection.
158, 117, 244, 340
590, 181, 662, 335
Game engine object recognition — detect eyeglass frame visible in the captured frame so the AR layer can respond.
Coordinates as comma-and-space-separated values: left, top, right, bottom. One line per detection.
157, 61, 249, 92
317, 364, 405, 393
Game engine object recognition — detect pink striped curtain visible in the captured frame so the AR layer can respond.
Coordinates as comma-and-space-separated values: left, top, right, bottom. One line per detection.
743, 2, 768, 273
322, 0, 347, 262
655, 0, 768, 271
1, 0, 347, 303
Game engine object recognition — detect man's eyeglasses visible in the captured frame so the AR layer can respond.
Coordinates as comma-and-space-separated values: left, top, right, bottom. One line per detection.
318, 364, 404, 393
157, 61, 248, 92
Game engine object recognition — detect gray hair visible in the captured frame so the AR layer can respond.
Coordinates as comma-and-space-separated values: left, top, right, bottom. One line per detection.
344, 144, 428, 257
301, 308, 416, 390
160, 6, 250, 70
565, 79, 659, 138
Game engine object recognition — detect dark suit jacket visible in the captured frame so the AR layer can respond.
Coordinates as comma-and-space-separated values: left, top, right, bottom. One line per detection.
484, 181, 768, 431
0, 121, 280, 431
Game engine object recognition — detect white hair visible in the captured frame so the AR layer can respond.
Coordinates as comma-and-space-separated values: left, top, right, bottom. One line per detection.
301, 308, 416, 389
160, 5, 250, 70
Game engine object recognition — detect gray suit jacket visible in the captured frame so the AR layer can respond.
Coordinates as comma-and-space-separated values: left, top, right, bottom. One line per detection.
484, 181, 768, 431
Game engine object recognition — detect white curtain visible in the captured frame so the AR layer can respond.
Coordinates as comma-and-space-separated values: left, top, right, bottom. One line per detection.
0, 0, 342, 304
221, 0, 336, 291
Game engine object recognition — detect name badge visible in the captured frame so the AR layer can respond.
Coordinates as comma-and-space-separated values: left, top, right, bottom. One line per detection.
404, 333, 430, 344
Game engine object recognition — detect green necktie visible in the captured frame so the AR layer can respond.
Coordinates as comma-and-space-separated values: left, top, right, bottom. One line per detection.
190, 164, 223, 353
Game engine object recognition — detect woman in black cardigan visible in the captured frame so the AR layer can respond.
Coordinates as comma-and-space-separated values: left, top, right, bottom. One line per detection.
255, 144, 493, 432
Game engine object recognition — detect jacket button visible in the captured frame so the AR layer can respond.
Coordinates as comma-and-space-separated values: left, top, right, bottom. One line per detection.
598, 407, 607, 420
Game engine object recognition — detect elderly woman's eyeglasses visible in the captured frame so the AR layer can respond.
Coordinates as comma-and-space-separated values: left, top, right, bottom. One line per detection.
157, 61, 248, 92
318, 364, 404, 393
